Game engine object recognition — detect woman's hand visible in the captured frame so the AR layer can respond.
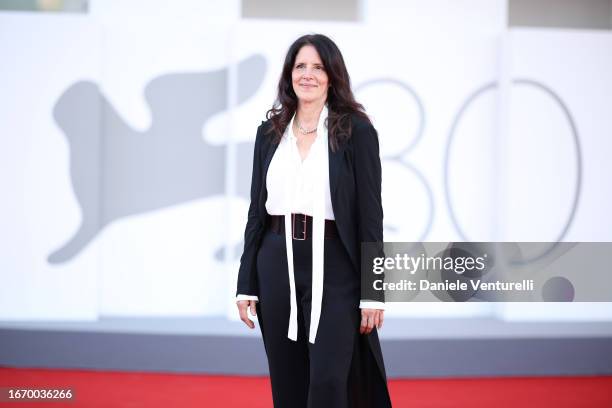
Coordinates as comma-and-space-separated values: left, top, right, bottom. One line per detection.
237, 300, 257, 329
360, 308, 384, 335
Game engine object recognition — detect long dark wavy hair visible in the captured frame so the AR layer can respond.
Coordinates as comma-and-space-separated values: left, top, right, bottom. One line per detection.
265, 34, 370, 151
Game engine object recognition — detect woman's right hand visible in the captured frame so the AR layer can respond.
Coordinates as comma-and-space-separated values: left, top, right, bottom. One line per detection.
237, 300, 257, 329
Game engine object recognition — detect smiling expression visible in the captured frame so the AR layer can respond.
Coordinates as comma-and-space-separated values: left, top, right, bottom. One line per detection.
292, 45, 329, 105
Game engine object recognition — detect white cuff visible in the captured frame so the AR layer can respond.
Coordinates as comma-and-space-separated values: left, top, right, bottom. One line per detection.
359, 300, 386, 310
236, 294, 259, 302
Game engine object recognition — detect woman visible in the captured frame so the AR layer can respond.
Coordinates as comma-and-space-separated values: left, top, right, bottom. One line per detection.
236, 33, 392, 408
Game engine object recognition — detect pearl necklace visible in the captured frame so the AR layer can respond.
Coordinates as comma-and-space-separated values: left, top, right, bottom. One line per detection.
295, 118, 317, 135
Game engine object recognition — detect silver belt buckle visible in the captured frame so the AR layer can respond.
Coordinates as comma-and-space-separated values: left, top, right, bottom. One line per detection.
292, 213, 307, 240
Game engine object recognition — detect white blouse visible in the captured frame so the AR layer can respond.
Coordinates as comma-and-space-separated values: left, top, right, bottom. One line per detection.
265, 114, 335, 220
237, 106, 384, 344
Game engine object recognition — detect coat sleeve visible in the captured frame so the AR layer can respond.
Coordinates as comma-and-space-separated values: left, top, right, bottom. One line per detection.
352, 119, 386, 305
236, 123, 266, 297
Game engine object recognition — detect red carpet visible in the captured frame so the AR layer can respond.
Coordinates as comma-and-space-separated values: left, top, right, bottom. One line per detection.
1, 368, 611, 407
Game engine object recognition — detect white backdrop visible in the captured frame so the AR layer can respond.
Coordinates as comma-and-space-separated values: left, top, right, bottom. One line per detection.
0, 14, 101, 320
1, 3, 611, 323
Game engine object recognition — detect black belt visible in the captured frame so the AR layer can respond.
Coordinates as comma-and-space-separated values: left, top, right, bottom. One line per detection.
268, 214, 338, 240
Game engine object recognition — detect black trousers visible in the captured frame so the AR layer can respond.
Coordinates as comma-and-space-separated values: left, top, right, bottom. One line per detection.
255, 226, 392, 408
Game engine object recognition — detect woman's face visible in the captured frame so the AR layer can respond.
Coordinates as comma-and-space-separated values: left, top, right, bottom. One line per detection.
291, 45, 329, 105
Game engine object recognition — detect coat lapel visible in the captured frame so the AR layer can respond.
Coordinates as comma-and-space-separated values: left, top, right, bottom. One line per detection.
262, 140, 279, 186
258, 139, 279, 221
328, 141, 346, 201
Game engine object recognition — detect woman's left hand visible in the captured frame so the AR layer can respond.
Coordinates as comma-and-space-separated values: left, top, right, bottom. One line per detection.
360, 308, 384, 335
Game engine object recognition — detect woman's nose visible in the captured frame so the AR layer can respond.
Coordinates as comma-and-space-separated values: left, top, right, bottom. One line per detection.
302, 67, 316, 78
302, 70, 314, 78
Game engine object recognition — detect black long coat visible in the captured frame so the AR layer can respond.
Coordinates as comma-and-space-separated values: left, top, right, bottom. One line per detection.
237, 112, 392, 407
